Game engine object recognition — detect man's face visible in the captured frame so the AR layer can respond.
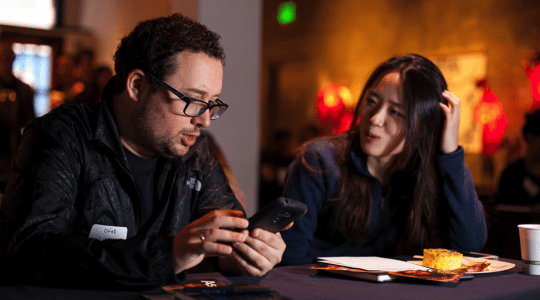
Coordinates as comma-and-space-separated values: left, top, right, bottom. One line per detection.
132, 51, 223, 158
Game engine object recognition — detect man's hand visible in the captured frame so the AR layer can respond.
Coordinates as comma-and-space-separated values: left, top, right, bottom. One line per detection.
219, 222, 293, 277
172, 210, 249, 274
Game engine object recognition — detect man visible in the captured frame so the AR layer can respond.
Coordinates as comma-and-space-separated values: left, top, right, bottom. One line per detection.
0, 14, 287, 289
498, 108, 540, 205
0, 42, 35, 188
493, 108, 540, 259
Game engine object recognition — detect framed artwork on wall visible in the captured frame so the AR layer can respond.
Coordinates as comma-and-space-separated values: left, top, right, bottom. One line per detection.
430, 51, 487, 155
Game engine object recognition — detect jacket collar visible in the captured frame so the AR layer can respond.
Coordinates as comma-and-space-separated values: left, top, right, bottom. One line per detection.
92, 76, 205, 164
350, 139, 373, 178
350, 138, 408, 190
93, 77, 127, 161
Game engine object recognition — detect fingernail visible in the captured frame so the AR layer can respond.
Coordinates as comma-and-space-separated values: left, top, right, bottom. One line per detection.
233, 242, 240, 247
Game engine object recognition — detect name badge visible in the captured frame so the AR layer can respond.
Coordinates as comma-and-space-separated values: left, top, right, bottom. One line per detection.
88, 224, 128, 241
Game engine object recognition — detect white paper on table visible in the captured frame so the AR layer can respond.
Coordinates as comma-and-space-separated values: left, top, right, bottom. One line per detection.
318, 256, 430, 272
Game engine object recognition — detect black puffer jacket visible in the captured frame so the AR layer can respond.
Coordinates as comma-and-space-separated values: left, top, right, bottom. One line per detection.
0, 81, 242, 289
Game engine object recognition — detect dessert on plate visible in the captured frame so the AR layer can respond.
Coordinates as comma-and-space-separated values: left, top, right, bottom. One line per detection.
422, 248, 463, 270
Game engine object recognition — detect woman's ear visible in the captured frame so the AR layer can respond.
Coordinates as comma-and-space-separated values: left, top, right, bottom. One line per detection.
125, 69, 146, 102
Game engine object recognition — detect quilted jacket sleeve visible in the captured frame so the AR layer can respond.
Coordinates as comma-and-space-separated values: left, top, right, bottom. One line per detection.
0, 123, 178, 290
437, 147, 488, 252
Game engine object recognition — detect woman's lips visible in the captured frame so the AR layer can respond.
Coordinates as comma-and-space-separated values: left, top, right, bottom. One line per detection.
365, 133, 380, 143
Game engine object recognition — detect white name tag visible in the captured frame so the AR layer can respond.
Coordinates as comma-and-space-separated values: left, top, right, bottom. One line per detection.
88, 224, 128, 241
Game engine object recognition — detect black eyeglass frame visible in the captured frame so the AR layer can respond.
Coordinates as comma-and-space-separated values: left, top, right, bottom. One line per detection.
145, 72, 228, 120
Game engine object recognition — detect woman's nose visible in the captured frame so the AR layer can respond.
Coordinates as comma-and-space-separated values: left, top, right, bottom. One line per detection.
370, 109, 385, 127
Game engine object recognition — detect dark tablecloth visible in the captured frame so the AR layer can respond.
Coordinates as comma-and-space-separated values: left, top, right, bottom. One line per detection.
1, 258, 539, 300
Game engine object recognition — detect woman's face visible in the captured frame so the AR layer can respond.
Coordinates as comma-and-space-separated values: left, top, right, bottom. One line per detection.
359, 71, 407, 160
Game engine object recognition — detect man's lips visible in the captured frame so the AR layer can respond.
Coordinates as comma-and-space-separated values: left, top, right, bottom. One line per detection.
180, 133, 198, 146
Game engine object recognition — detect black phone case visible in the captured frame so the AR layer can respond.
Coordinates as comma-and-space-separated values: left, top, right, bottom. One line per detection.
247, 197, 308, 233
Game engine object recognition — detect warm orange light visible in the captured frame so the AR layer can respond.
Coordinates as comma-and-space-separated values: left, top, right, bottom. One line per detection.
338, 86, 354, 108
476, 103, 500, 124
324, 93, 339, 108
72, 82, 85, 94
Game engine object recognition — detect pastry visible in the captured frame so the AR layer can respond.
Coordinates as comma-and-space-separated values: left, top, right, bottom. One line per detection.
422, 248, 463, 270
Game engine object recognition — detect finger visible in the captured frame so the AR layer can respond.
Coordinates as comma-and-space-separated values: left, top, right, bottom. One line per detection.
240, 231, 284, 266
441, 91, 461, 122
211, 209, 246, 217
199, 228, 248, 244
439, 102, 451, 116
250, 229, 283, 251
230, 248, 260, 275
233, 239, 271, 264
200, 240, 235, 257
442, 91, 460, 108
281, 222, 294, 231
230, 244, 269, 276
233, 232, 285, 269
196, 212, 249, 231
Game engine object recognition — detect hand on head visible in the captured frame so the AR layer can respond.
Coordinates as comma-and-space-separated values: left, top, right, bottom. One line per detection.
439, 91, 460, 154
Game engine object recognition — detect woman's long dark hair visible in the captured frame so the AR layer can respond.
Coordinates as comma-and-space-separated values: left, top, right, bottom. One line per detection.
335, 54, 448, 254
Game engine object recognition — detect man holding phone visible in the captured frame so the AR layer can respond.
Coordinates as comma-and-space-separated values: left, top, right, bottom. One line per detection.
0, 14, 289, 289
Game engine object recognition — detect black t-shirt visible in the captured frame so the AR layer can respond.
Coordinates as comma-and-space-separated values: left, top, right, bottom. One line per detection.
498, 159, 540, 205
124, 146, 159, 225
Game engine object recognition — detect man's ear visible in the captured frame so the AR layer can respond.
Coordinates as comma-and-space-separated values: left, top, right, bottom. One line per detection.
126, 69, 146, 102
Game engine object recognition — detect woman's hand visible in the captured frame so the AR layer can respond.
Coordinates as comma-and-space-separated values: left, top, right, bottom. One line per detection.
439, 91, 460, 154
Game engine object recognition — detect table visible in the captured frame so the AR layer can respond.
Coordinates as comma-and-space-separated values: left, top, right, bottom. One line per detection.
0, 258, 539, 300
183, 259, 540, 300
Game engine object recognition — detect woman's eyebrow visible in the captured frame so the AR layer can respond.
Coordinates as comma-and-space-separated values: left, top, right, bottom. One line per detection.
368, 90, 401, 107
367, 90, 380, 98
390, 100, 402, 107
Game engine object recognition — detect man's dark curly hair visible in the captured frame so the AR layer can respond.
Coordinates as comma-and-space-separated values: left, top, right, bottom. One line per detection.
113, 13, 225, 91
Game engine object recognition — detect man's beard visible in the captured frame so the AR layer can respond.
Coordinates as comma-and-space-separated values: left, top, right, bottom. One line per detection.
132, 104, 177, 158
131, 101, 199, 158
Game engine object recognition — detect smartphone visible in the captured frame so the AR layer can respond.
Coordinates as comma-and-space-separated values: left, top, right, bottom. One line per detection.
246, 197, 308, 233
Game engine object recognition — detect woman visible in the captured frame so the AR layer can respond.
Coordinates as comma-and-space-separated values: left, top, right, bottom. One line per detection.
281, 54, 487, 265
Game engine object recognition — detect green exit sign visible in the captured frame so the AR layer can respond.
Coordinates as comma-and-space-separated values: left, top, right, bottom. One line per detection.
278, 2, 296, 25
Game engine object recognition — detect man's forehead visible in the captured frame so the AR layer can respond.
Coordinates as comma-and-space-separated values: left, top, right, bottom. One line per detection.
165, 51, 223, 95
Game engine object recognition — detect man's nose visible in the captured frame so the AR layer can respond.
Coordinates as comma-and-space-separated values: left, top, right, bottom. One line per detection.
192, 109, 211, 128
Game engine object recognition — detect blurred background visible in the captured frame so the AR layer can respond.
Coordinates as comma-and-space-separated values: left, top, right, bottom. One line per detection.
1, 0, 539, 237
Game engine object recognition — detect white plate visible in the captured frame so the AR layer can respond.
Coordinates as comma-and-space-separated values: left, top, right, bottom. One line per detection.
407, 256, 515, 274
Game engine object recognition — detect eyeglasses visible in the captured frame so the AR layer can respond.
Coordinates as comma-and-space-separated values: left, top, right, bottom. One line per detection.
145, 72, 228, 120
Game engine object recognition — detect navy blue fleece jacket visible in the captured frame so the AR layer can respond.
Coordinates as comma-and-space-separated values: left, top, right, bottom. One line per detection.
281, 134, 487, 265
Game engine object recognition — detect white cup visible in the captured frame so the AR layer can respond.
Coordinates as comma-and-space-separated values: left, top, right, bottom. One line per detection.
518, 224, 540, 275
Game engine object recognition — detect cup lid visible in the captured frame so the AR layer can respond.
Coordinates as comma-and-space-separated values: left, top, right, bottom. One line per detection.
518, 224, 540, 230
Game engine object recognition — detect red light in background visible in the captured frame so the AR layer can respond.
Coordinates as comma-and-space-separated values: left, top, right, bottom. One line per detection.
316, 83, 354, 134
525, 64, 540, 110
473, 87, 508, 157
